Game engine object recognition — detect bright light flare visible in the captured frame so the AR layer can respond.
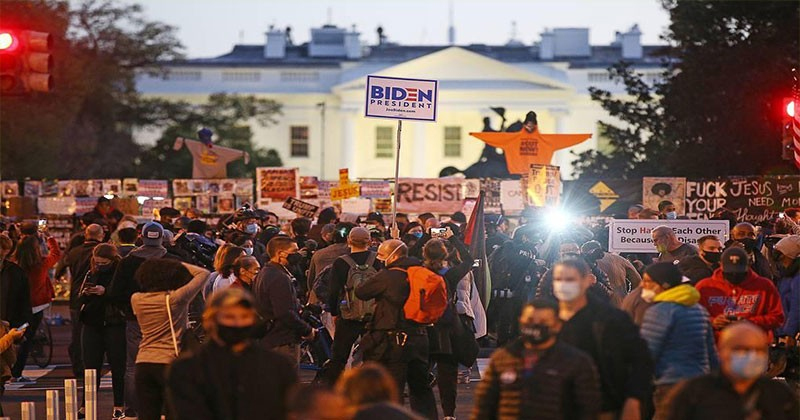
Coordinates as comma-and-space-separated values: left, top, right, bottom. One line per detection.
787, 100, 795, 118
543, 208, 572, 232
0, 32, 17, 52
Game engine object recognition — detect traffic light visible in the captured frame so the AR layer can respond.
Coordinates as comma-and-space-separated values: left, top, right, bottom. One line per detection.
0, 29, 52, 95
782, 98, 796, 161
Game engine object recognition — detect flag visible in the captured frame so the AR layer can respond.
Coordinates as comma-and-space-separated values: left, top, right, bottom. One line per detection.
464, 191, 491, 309
792, 70, 800, 170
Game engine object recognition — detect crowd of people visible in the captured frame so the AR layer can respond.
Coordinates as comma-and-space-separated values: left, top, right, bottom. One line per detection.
0, 195, 797, 419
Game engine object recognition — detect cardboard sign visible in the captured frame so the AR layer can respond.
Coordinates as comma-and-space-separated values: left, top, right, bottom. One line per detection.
330, 183, 361, 201
74, 197, 97, 215
1, 181, 19, 198
142, 198, 172, 218
102, 179, 121, 196
396, 178, 464, 213
137, 180, 168, 198
341, 198, 371, 215
318, 181, 337, 199
256, 167, 299, 205
360, 181, 392, 199
122, 178, 139, 196
644, 177, 686, 215
365, 75, 439, 122
524, 165, 560, 207
299, 176, 319, 199
685, 176, 800, 223
339, 169, 349, 186
500, 180, 525, 214
608, 219, 730, 253
283, 197, 320, 218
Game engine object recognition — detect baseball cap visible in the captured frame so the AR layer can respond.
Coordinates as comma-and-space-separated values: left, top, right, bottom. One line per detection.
774, 235, 800, 260
366, 212, 384, 225
721, 247, 749, 273
644, 262, 684, 290
142, 221, 164, 247
348, 227, 371, 244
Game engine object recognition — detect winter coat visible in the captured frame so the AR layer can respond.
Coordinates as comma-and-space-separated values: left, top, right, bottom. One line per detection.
355, 256, 421, 331
640, 284, 719, 385
597, 252, 642, 300
775, 268, 800, 337
471, 340, 601, 420
696, 268, 785, 341
23, 237, 61, 309
252, 262, 312, 348
455, 271, 487, 338
677, 255, 716, 285
0, 260, 31, 328
64, 239, 100, 309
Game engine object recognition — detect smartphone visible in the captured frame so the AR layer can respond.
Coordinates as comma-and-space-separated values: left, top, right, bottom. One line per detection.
431, 227, 446, 238
16, 322, 29, 331
37, 219, 47, 232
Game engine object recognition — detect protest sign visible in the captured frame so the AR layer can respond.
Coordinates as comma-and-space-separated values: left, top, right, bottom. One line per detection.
365, 75, 439, 122
463, 179, 481, 199
235, 178, 254, 196
265, 201, 297, 221
142, 198, 172, 218
1, 181, 19, 198
256, 167, 299, 206
122, 178, 138, 196
500, 180, 525, 214
341, 198, 371, 215
318, 181, 336, 199
138, 180, 168, 198
74, 197, 96, 215
360, 181, 391, 199
685, 176, 800, 223
102, 179, 121, 196
299, 176, 319, 199
608, 219, 730, 253
396, 178, 464, 213
330, 183, 361, 201
23, 181, 41, 197
38, 197, 76, 215
373, 198, 392, 214
283, 197, 320, 218
482, 179, 502, 213
643, 177, 686, 215
339, 169, 349, 186
524, 165, 560, 207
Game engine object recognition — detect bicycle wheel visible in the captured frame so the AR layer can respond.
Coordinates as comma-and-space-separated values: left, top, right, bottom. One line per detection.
29, 321, 53, 368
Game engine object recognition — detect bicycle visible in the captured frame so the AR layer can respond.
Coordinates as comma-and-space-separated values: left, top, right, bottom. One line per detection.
29, 317, 53, 368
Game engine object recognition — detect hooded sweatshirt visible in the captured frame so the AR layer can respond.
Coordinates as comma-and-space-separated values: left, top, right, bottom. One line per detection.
696, 268, 785, 341
640, 284, 719, 385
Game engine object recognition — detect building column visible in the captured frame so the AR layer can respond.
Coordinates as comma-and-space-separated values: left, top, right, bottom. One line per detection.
340, 107, 357, 175
411, 122, 427, 177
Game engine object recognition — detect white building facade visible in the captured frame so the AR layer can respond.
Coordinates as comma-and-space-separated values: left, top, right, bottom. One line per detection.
136, 24, 667, 179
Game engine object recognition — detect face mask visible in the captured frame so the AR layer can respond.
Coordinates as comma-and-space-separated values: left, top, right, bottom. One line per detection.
641, 288, 657, 303
739, 238, 757, 252
729, 350, 767, 380
94, 263, 113, 273
244, 223, 259, 234
723, 271, 748, 285
655, 243, 668, 254
379, 244, 405, 265
703, 251, 721, 264
665, 211, 677, 220
286, 253, 303, 265
552, 280, 582, 302
243, 247, 254, 256
217, 324, 253, 346
520, 323, 553, 345
412, 232, 423, 239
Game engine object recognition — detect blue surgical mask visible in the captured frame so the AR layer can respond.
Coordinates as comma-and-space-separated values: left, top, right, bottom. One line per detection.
243, 247, 254, 256
412, 232, 423, 239
729, 350, 767, 380
244, 223, 258, 234
665, 211, 677, 220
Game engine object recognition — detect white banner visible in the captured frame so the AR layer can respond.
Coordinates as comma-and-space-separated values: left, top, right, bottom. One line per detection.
365, 75, 438, 121
500, 180, 525, 213
608, 219, 730, 253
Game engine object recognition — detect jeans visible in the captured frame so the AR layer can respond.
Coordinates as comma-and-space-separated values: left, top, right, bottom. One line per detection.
69, 309, 84, 379
82, 323, 126, 406
11, 311, 44, 377
135, 363, 171, 420
125, 320, 142, 413
321, 318, 365, 385
431, 354, 459, 417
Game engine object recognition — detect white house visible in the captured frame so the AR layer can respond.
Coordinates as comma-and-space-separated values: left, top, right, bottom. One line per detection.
135, 24, 667, 180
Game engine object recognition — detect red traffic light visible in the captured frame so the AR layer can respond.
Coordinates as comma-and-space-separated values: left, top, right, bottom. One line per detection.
0, 31, 19, 52
787, 100, 796, 118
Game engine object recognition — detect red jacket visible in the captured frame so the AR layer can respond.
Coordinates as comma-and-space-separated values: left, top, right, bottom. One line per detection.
24, 237, 61, 308
696, 268, 784, 341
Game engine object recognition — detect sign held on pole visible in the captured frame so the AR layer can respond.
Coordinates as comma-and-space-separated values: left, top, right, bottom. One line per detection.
365, 75, 439, 121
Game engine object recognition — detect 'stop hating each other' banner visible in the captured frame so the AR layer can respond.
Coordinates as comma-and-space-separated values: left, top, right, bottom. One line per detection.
395, 178, 465, 213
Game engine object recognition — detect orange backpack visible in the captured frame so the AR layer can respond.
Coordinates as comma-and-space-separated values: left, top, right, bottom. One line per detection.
392, 266, 448, 324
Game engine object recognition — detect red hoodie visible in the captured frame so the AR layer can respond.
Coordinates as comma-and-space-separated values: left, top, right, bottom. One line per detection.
696, 268, 784, 341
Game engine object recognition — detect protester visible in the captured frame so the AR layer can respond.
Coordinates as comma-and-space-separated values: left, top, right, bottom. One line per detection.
627, 204, 644, 219
287, 384, 351, 420
356, 239, 439, 419
651, 225, 698, 263
204, 243, 245, 299
116, 227, 139, 258
657, 200, 677, 220
696, 247, 784, 342
484, 217, 510, 252
582, 240, 641, 303
319, 223, 337, 249
291, 217, 312, 249
308, 222, 355, 293
0, 324, 24, 416
666, 322, 799, 419
231, 255, 260, 293
729, 222, 773, 279
77, 243, 126, 419
773, 235, 800, 340
11, 232, 60, 381
336, 362, 422, 420
472, 299, 601, 420
253, 236, 315, 368
638, 263, 718, 420
168, 288, 297, 420
551, 258, 653, 419
310, 207, 338, 244
678, 235, 723, 284
0, 234, 31, 331
158, 207, 181, 233
321, 227, 380, 385
131, 259, 209, 420
84, 197, 114, 226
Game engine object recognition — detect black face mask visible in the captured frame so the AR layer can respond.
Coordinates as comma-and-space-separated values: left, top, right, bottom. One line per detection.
738, 238, 757, 252
520, 323, 553, 345
703, 251, 721, 264
94, 263, 114, 273
286, 253, 303, 266
217, 325, 253, 346
723, 272, 748, 285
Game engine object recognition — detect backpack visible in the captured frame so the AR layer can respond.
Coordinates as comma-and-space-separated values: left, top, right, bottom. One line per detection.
339, 253, 378, 322
392, 266, 448, 324
309, 264, 334, 305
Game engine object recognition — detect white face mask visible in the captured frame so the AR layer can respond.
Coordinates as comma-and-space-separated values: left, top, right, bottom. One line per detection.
729, 350, 768, 380
641, 288, 657, 303
243, 247, 254, 256
665, 211, 677, 220
552, 280, 582, 302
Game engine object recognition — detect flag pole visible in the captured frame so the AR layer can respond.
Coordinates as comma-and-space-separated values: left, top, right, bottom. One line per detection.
391, 119, 403, 238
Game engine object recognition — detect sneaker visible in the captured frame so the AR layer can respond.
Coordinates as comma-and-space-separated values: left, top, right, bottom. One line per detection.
112, 408, 126, 419
12, 376, 36, 383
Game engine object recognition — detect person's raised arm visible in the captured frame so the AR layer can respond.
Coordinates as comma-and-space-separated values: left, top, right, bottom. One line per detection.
173, 263, 210, 303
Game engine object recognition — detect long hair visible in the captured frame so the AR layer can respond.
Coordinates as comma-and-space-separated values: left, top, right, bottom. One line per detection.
14, 236, 42, 273
423, 238, 448, 273
219, 246, 244, 277
90, 243, 120, 273
335, 362, 399, 406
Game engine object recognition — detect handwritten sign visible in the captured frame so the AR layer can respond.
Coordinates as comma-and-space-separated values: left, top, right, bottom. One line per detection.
608, 219, 730, 253
365, 75, 439, 122
256, 167, 299, 206
360, 181, 391, 199
282, 197, 320, 218
500, 180, 525, 214
339, 169, 349, 186
330, 183, 361, 201
643, 177, 686, 215
396, 178, 464, 213
524, 165, 560, 207
685, 176, 800, 223
137, 180, 168, 198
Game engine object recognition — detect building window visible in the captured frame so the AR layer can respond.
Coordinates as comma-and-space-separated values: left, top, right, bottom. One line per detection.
290, 126, 309, 157
375, 127, 394, 158
222, 71, 261, 82
444, 126, 462, 157
588, 72, 612, 83
280, 71, 320, 83
164, 70, 202, 81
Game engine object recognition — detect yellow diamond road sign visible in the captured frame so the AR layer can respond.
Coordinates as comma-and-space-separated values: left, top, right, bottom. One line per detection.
589, 181, 619, 212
